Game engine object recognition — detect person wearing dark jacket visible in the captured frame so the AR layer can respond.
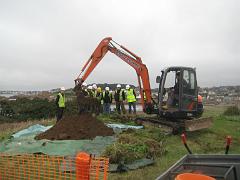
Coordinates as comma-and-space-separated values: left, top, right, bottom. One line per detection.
102, 87, 112, 114
173, 72, 189, 106
114, 84, 126, 114
55, 87, 65, 122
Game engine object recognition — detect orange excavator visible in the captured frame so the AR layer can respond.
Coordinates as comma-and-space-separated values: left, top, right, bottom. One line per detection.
75, 37, 212, 134
75, 37, 153, 113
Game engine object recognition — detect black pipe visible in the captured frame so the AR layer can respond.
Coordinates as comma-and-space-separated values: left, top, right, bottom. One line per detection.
181, 134, 192, 154
225, 136, 232, 155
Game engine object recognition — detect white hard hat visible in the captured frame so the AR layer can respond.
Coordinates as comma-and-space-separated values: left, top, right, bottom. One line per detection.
117, 84, 121, 88
92, 84, 97, 89
82, 82, 87, 87
105, 87, 110, 91
60, 87, 65, 91
126, 85, 130, 89
88, 86, 93, 90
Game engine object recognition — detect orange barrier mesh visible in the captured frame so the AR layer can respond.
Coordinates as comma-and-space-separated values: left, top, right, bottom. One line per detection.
0, 153, 109, 180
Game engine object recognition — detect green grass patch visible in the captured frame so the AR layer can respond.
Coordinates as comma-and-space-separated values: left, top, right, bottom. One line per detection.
108, 105, 240, 180
0, 119, 55, 142
1, 105, 240, 180
102, 127, 166, 164
223, 105, 240, 116
98, 114, 138, 126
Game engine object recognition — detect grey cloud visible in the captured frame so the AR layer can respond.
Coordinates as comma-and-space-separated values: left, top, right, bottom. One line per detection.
0, 0, 239, 90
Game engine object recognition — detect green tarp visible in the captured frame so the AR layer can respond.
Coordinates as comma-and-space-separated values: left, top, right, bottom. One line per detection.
0, 124, 115, 156
0, 124, 154, 171
0, 123, 143, 156
0, 135, 116, 156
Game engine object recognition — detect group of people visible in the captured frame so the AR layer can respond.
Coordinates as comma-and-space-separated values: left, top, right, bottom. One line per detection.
55, 83, 138, 121
80, 83, 137, 115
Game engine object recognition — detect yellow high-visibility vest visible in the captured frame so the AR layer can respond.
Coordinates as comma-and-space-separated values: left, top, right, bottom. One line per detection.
58, 93, 65, 108
143, 92, 146, 100
126, 89, 136, 103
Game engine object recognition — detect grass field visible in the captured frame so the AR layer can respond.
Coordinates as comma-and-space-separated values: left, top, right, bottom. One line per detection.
0, 105, 240, 180
108, 105, 240, 180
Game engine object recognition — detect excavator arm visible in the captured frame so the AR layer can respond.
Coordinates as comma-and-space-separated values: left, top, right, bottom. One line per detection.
75, 37, 154, 113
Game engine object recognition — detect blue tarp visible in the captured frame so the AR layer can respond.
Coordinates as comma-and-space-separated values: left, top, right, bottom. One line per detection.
11, 124, 52, 138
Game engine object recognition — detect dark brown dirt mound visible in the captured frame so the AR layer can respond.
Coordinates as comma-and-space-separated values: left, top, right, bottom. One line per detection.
35, 114, 114, 140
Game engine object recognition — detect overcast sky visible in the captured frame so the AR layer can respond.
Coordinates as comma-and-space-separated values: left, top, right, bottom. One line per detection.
0, 0, 239, 90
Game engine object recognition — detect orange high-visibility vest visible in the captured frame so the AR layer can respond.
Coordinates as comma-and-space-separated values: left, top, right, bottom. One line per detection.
198, 95, 203, 103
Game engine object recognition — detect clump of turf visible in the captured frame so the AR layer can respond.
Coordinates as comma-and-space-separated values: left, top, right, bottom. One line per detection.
102, 127, 166, 164
223, 106, 240, 116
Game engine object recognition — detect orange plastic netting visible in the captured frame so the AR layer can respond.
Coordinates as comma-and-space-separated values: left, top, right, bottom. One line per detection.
0, 153, 109, 180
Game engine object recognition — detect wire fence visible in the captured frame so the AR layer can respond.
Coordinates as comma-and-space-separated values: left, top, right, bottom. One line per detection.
0, 152, 109, 180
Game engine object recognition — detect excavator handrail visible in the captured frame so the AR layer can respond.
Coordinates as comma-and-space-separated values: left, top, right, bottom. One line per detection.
75, 37, 155, 113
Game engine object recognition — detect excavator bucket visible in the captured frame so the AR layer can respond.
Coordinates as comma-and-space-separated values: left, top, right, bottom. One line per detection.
184, 117, 213, 131
74, 84, 101, 115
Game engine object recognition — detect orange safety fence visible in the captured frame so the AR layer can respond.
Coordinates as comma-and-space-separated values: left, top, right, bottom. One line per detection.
0, 152, 109, 180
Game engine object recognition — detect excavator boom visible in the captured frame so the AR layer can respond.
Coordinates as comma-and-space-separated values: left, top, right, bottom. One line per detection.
75, 37, 154, 112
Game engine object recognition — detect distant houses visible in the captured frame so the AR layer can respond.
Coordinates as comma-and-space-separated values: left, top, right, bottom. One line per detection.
199, 86, 240, 105
0, 85, 239, 105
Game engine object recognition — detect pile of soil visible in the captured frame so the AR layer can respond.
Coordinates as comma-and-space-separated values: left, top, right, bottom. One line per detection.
35, 114, 114, 140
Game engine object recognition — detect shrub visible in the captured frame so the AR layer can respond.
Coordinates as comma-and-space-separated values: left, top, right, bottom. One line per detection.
0, 96, 80, 122
0, 98, 56, 121
65, 99, 78, 115
102, 130, 166, 163
223, 106, 240, 116
103, 142, 148, 163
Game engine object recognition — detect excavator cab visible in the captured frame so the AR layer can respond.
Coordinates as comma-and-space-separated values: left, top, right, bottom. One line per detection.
157, 67, 198, 119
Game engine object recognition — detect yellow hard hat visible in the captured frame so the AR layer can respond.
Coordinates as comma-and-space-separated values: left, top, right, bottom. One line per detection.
97, 87, 102, 92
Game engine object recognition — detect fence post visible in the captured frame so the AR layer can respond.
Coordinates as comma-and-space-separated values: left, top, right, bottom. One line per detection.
76, 152, 90, 180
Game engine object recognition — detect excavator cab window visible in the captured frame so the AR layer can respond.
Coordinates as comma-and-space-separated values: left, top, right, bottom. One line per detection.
180, 69, 198, 112
161, 70, 180, 111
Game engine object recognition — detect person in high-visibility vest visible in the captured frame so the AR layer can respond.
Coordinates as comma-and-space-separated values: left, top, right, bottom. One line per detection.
101, 87, 113, 114
142, 90, 147, 102
87, 86, 94, 97
96, 87, 102, 100
55, 87, 65, 122
92, 84, 98, 98
96, 87, 103, 113
81, 82, 89, 96
126, 85, 137, 114
114, 84, 126, 114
